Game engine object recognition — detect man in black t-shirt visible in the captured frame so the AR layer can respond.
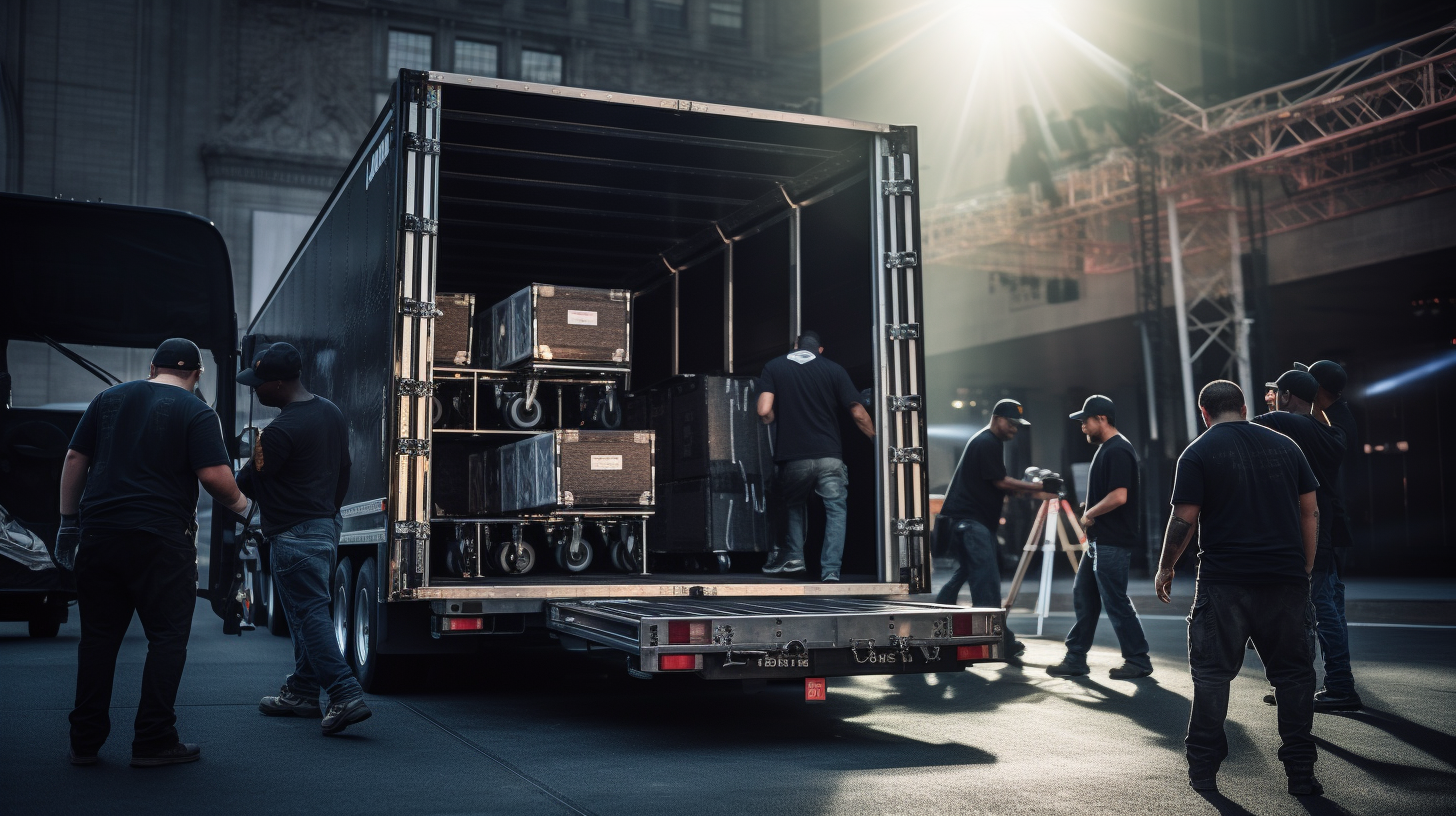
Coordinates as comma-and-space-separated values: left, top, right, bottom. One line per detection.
935, 399, 1051, 658
60, 338, 250, 767
1047, 396, 1151, 679
236, 343, 368, 735
756, 331, 875, 581
1156, 380, 1322, 797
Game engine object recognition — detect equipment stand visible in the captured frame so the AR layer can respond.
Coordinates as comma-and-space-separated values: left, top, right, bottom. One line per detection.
1003, 497, 1089, 636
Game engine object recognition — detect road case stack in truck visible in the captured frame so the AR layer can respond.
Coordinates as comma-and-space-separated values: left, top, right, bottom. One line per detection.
214, 69, 1005, 692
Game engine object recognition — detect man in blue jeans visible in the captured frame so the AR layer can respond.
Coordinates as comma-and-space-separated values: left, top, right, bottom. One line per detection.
235, 343, 369, 735
757, 331, 875, 581
935, 399, 1052, 658
1047, 396, 1152, 679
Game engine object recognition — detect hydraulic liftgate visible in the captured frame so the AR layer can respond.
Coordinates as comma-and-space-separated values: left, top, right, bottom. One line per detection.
546, 598, 1004, 679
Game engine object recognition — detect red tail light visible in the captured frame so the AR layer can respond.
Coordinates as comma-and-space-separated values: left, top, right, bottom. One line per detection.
957, 644, 990, 661
668, 620, 711, 645
660, 654, 697, 671
441, 617, 484, 632
952, 614, 976, 636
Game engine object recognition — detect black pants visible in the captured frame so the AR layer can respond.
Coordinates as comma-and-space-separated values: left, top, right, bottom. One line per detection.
69, 529, 197, 754
1186, 580, 1317, 777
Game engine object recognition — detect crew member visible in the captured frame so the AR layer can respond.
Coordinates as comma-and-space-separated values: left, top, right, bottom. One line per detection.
236, 343, 368, 735
1303, 360, 1361, 712
1156, 380, 1321, 797
60, 338, 250, 767
935, 399, 1050, 658
1047, 395, 1152, 679
756, 331, 875, 582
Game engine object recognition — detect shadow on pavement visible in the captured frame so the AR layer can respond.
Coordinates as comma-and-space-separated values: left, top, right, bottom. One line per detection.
1195, 790, 1258, 815
1333, 705, 1456, 770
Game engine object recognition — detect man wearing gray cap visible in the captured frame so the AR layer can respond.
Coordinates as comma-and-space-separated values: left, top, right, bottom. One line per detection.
1048, 395, 1152, 679
60, 338, 250, 767
936, 399, 1053, 658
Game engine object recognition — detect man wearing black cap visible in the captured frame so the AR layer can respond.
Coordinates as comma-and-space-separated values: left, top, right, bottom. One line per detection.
234, 343, 368, 735
1156, 380, 1322, 796
59, 338, 250, 767
1301, 360, 1361, 712
935, 399, 1051, 658
1047, 396, 1152, 679
757, 331, 875, 582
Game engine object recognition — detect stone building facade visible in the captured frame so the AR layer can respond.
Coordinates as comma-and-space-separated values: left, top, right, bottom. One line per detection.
0, 0, 820, 404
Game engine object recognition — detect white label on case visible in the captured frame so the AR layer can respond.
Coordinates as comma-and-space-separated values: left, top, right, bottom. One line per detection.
590, 455, 623, 470
567, 310, 598, 326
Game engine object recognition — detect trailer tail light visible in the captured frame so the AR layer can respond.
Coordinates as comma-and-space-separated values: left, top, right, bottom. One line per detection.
659, 654, 697, 671
957, 644, 990, 661
668, 620, 711, 645
952, 614, 976, 636
441, 617, 485, 632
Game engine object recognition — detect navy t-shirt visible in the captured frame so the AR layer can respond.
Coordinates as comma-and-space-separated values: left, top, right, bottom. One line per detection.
1086, 433, 1138, 549
757, 351, 862, 463
940, 427, 1007, 533
1170, 421, 1318, 585
1253, 411, 1345, 549
236, 396, 352, 537
69, 380, 231, 545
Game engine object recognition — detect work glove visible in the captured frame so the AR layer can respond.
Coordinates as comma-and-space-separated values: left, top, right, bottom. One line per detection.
54, 514, 80, 572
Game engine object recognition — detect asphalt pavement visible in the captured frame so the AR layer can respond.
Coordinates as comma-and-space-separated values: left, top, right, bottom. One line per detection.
2, 574, 1454, 816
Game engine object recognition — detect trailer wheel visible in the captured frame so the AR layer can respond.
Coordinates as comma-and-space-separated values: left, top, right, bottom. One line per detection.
352, 557, 398, 692
332, 557, 353, 659
494, 540, 536, 575
503, 395, 545, 429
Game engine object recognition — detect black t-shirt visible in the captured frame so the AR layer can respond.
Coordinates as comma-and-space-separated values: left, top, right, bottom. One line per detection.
236, 396, 351, 537
1086, 433, 1138, 549
1170, 421, 1318, 585
69, 380, 231, 545
758, 351, 862, 463
1253, 411, 1345, 549
940, 427, 1007, 533
1323, 400, 1359, 548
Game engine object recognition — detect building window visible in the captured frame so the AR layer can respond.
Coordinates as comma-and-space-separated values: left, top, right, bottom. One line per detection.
387, 30, 433, 79
708, 0, 744, 35
454, 39, 499, 77
590, 0, 629, 19
650, 0, 686, 28
521, 49, 563, 84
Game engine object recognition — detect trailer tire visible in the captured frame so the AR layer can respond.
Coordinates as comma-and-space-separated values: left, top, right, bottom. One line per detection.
503, 395, 545, 429
333, 557, 353, 659
352, 557, 398, 693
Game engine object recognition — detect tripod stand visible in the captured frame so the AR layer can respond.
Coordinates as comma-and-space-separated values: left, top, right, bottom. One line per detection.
1004, 495, 1088, 636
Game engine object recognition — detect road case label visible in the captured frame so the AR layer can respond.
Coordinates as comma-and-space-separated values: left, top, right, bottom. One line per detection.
567, 309, 598, 326
590, 455, 624, 470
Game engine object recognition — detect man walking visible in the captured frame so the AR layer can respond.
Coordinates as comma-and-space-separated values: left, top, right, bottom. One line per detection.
756, 331, 875, 582
1156, 380, 1322, 797
1047, 395, 1152, 679
1303, 360, 1362, 712
935, 399, 1050, 658
235, 343, 369, 735
60, 338, 250, 767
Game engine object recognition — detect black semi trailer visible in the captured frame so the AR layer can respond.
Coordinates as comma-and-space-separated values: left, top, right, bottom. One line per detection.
215, 71, 1005, 690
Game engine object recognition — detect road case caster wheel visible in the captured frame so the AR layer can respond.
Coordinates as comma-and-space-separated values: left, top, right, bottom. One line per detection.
594, 397, 622, 429
503, 395, 545, 430
554, 539, 593, 573
495, 541, 536, 575
712, 552, 732, 573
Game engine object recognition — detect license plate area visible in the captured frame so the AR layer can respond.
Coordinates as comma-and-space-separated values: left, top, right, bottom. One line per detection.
697, 646, 964, 680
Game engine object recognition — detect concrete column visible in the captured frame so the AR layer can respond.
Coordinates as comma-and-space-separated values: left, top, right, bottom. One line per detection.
1167, 196, 1198, 441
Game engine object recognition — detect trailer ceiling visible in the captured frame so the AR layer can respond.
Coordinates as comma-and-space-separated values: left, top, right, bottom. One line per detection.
435, 83, 879, 301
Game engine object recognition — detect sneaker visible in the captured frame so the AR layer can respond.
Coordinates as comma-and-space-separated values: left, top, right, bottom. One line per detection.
321, 697, 372, 736
68, 748, 99, 766
1314, 688, 1362, 712
821, 571, 840, 583
1109, 663, 1153, 680
259, 684, 322, 718
775, 558, 806, 576
760, 552, 789, 574
1288, 774, 1324, 796
130, 742, 200, 767
1045, 660, 1089, 677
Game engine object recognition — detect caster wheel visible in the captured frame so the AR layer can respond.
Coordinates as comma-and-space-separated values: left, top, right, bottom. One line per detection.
554, 539, 593, 573
609, 541, 627, 572
712, 552, 732, 573
431, 395, 445, 426
494, 541, 536, 575
595, 397, 622, 430
503, 395, 545, 430
613, 529, 642, 573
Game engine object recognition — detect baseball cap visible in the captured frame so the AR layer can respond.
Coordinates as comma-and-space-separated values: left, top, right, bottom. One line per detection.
151, 338, 203, 371
991, 398, 1031, 426
1305, 360, 1348, 396
1069, 394, 1115, 423
236, 342, 303, 387
1266, 369, 1319, 404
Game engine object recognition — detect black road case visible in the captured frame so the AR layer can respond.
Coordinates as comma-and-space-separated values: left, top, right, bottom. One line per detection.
649, 474, 771, 555
669, 375, 772, 481
488, 430, 655, 514
488, 284, 630, 370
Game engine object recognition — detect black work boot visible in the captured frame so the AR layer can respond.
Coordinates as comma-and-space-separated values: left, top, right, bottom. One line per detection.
259, 684, 322, 718
131, 742, 200, 767
321, 697, 373, 736
1045, 658, 1089, 677
1313, 687, 1362, 713
1287, 772, 1324, 797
